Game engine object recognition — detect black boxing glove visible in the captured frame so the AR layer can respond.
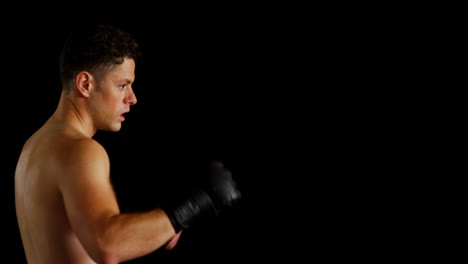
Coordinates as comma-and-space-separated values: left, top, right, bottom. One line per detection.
207, 161, 242, 214
164, 161, 241, 233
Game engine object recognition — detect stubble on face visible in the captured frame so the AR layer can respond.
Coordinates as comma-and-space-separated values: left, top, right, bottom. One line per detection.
93, 60, 135, 132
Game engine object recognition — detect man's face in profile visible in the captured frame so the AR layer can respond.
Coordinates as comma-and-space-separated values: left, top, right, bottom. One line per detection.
90, 58, 137, 132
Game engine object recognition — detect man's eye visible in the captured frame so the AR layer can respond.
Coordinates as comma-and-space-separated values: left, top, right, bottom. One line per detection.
120, 84, 126, 89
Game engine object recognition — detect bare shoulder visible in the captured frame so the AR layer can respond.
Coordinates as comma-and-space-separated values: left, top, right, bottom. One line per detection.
65, 138, 109, 163
69, 138, 107, 155
55, 137, 111, 192
55, 137, 110, 177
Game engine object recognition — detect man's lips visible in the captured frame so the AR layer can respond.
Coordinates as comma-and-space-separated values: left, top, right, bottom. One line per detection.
120, 111, 129, 121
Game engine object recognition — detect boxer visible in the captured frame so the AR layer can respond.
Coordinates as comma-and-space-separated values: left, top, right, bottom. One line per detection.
14, 24, 240, 264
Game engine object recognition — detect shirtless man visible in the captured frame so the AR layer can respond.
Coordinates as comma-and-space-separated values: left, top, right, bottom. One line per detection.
14, 24, 241, 264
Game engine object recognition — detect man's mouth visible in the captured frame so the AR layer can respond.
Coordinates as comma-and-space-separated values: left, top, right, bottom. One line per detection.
119, 111, 129, 121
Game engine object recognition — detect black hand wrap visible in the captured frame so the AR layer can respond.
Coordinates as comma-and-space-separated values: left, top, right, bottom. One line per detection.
164, 161, 241, 233
166, 190, 217, 233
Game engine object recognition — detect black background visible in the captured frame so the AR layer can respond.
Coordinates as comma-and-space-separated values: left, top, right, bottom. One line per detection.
3, 4, 404, 263
2, 4, 446, 263
3, 9, 315, 263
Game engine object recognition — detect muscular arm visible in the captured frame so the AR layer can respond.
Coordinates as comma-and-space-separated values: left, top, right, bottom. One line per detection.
58, 139, 176, 263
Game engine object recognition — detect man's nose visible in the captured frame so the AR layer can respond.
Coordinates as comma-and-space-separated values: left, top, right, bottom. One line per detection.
125, 87, 137, 105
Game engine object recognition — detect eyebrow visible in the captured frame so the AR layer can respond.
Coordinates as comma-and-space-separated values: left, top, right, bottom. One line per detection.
115, 78, 133, 84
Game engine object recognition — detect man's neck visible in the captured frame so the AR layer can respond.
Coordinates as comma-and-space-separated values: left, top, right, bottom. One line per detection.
51, 91, 96, 138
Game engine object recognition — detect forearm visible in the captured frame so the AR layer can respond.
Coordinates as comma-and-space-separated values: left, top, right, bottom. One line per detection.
99, 208, 176, 263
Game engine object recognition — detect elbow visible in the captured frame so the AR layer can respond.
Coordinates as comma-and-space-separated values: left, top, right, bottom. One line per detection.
89, 245, 120, 264
81, 230, 120, 264
99, 254, 119, 264
78, 237, 119, 264
91, 237, 122, 264
90, 216, 123, 264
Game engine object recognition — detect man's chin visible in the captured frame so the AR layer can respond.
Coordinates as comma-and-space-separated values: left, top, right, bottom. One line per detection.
111, 124, 122, 132
100, 123, 122, 132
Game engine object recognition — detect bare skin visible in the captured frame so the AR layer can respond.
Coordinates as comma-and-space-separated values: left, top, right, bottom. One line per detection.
15, 58, 181, 264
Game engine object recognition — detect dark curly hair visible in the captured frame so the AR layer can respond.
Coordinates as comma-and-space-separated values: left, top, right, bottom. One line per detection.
59, 24, 141, 93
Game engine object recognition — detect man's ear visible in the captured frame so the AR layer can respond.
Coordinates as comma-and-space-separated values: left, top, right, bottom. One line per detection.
75, 71, 95, 97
